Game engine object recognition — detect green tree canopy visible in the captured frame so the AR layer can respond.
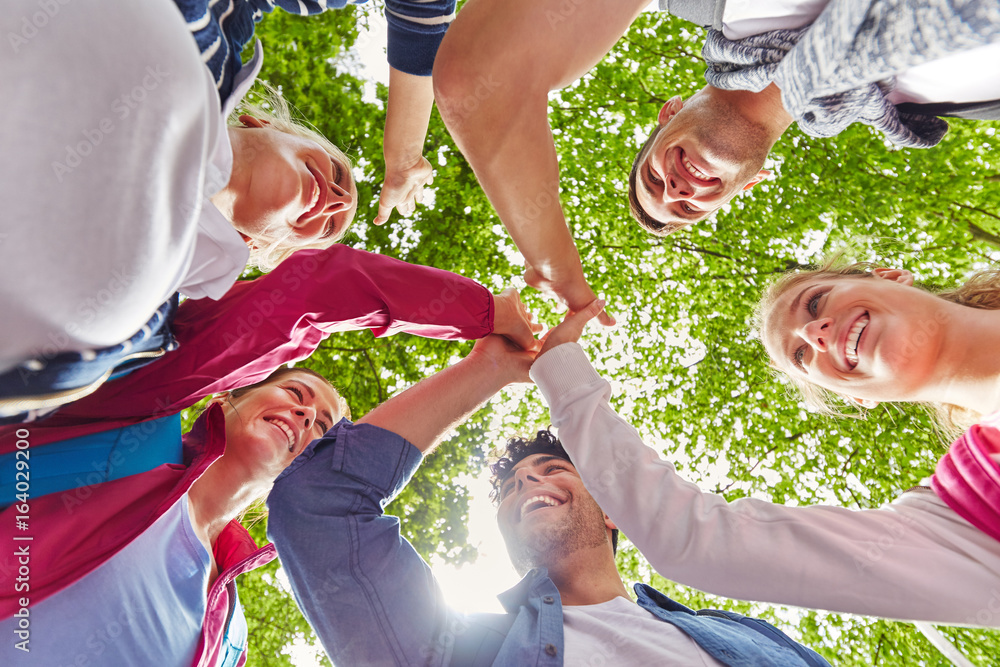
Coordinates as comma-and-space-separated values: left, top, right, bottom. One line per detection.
218, 7, 1000, 665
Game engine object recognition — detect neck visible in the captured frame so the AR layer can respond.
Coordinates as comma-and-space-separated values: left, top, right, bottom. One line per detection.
704, 83, 793, 147
926, 305, 1000, 415
187, 457, 267, 548
207, 127, 240, 220
545, 547, 629, 607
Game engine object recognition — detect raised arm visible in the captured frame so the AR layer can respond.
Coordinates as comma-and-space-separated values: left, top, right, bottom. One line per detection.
23, 247, 537, 433
433, 0, 646, 323
375, 68, 436, 224
360, 334, 534, 452
530, 327, 1000, 625
267, 336, 532, 664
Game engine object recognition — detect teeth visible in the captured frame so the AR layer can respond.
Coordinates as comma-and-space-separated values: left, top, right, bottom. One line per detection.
266, 417, 294, 448
845, 314, 869, 366
520, 494, 561, 519
309, 179, 320, 209
682, 155, 710, 181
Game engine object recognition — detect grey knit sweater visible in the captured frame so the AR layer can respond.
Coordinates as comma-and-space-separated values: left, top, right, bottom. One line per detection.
701, 0, 1000, 146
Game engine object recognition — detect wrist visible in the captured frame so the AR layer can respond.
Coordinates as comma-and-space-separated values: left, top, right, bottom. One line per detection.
463, 347, 522, 391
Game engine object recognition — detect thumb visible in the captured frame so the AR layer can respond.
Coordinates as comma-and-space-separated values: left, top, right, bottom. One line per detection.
373, 198, 393, 226
541, 298, 605, 354
563, 299, 606, 336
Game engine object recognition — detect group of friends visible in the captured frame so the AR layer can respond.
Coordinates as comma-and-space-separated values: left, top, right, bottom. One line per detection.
1, 0, 999, 664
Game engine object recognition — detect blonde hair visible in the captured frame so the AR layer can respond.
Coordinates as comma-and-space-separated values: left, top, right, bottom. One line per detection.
755, 256, 1000, 437
230, 83, 358, 272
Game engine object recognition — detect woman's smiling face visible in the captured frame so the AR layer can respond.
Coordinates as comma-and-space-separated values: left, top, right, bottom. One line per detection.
761, 268, 950, 404
221, 372, 343, 482
226, 116, 357, 249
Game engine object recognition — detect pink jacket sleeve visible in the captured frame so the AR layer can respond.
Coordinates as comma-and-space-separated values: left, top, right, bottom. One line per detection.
18, 246, 493, 433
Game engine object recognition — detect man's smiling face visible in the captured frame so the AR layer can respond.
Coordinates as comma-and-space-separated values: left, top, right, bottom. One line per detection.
496, 453, 613, 575
631, 93, 771, 233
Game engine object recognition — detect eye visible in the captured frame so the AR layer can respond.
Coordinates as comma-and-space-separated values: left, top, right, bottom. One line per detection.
499, 480, 513, 500
647, 166, 663, 187
793, 346, 806, 371
806, 291, 826, 316
286, 386, 304, 401
316, 419, 329, 436
545, 464, 566, 475
330, 156, 342, 184
681, 203, 695, 214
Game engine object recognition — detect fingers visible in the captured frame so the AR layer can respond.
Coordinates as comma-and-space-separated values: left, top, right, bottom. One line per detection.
596, 307, 616, 327
494, 288, 542, 352
373, 200, 393, 226
374, 162, 433, 225
537, 298, 605, 358
561, 299, 606, 338
523, 265, 545, 291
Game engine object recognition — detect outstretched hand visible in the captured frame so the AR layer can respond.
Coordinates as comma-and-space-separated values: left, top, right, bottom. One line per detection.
373, 155, 433, 225
492, 288, 544, 351
537, 298, 606, 359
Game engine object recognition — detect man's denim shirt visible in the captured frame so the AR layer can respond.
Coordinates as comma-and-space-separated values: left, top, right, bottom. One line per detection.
268, 420, 830, 667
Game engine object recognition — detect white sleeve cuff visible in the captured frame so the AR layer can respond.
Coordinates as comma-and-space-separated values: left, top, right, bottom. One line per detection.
530, 343, 604, 406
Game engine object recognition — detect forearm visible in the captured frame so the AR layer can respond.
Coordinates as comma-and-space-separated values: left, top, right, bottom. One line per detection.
385, 67, 434, 172
532, 343, 1000, 626
52, 247, 493, 422
359, 352, 509, 454
434, 0, 646, 308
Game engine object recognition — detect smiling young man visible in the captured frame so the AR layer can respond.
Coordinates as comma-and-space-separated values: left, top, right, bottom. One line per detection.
267, 333, 832, 666
434, 0, 1000, 250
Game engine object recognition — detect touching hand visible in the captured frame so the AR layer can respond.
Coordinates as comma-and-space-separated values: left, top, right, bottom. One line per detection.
468, 334, 536, 386
524, 262, 615, 327
374, 155, 433, 225
492, 287, 543, 351
537, 298, 606, 359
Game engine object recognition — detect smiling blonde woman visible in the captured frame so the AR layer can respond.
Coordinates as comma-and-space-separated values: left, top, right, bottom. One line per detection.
756, 257, 1000, 544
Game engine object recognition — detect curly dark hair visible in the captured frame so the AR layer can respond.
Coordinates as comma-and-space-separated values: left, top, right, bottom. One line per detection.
489, 429, 619, 554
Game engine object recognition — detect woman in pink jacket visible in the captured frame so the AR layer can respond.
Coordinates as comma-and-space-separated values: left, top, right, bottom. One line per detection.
0, 245, 536, 666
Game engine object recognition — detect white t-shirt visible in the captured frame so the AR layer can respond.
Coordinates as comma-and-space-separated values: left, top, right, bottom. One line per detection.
562, 596, 726, 667
722, 0, 1000, 105
0, 0, 250, 373
0, 495, 211, 667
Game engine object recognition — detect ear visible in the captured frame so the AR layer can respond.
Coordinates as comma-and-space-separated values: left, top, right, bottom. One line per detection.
871, 267, 914, 286
742, 169, 771, 192
850, 396, 879, 410
657, 96, 684, 126
604, 513, 618, 531
238, 114, 269, 129
238, 232, 258, 250
208, 392, 231, 408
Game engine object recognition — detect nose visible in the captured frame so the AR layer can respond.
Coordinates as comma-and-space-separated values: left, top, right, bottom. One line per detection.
326, 180, 353, 213
292, 404, 317, 432
801, 317, 833, 351
664, 173, 693, 201
513, 466, 540, 493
